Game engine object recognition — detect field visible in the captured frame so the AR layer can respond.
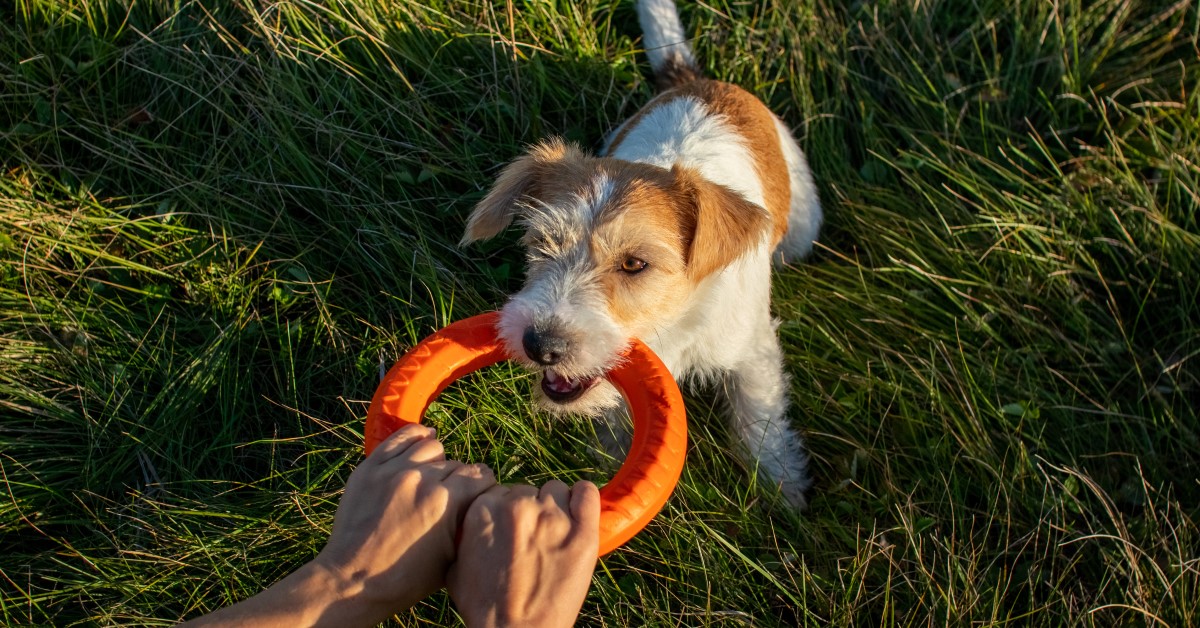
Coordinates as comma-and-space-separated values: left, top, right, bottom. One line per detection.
2, 0, 1198, 625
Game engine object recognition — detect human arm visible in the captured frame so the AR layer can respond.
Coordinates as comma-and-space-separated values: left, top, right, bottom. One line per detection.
446, 480, 600, 628
182, 424, 496, 627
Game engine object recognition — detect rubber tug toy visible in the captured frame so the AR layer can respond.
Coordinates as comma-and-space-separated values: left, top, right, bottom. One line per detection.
365, 312, 688, 556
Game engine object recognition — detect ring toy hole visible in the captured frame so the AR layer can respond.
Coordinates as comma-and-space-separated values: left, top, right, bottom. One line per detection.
365, 312, 688, 556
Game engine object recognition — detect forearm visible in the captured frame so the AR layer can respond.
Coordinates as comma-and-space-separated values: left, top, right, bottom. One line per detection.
180, 427, 494, 627
181, 560, 387, 628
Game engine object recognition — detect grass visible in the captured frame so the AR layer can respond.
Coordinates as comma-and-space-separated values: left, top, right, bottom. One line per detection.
1, 0, 1197, 625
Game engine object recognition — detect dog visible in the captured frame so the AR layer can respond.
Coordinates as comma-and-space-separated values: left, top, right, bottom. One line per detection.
460, 0, 822, 507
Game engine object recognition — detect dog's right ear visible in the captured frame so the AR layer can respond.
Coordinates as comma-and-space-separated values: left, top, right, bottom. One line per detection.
461, 138, 586, 245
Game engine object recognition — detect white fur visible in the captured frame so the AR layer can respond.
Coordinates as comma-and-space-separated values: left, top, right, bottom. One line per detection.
773, 116, 823, 264
606, 97, 766, 209
615, 236, 812, 507
467, 0, 821, 508
636, 0, 696, 75
497, 258, 628, 416
499, 174, 629, 415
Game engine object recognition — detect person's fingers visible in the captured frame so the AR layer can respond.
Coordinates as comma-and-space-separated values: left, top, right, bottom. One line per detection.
445, 462, 497, 486
423, 459, 465, 480
447, 462, 494, 479
538, 479, 571, 516
369, 423, 435, 463
396, 437, 446, 465
469, 483, 512, 506
463, 484, 511, 524
506, 483, 539, 502
443, 464, 499, 541
445, 464, 499, 507
568, 481, 601, 526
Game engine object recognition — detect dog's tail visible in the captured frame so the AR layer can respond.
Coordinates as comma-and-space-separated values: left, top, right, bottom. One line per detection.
636, 0, 702, 90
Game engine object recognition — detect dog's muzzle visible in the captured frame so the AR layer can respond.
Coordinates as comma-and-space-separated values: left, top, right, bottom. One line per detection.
522, 327, 569, 366
522, 326, 602, 403
541, 369, 600, 403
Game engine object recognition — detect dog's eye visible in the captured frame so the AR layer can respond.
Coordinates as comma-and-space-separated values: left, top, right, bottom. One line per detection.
620, 257, 648, 274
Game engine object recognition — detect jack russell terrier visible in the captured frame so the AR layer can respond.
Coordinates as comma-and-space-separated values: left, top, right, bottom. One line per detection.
461, 0, 822, 507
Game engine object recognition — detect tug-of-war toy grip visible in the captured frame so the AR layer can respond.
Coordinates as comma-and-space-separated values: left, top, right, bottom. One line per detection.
365, 312, 688, 556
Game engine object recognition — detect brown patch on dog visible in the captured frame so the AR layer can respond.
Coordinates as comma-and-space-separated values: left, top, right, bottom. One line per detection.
605, 80, 792, 245
686, 82, 791, 244
462, 138, 592, 244
589, 159, 769, 291
595, 163, 689, 245
588, 164, 692, 328
654, 55, 702, 91
671, 164, 771, 283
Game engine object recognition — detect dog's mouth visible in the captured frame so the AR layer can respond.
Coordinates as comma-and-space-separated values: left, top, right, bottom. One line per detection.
540, 369, 601, 403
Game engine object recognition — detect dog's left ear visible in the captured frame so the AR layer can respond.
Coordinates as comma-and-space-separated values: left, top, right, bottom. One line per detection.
672, 165, 771, 281
461, 138, 587, 245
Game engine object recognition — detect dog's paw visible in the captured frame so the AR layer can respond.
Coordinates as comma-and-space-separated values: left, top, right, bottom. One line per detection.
746, 438, 812, 511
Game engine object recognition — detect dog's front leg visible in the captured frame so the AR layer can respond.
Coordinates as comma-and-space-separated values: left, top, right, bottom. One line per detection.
724, 326, 812, 509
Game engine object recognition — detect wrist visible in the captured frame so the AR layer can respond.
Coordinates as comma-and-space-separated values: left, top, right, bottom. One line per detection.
302, 557, 396, 627
181, 559, 385, 628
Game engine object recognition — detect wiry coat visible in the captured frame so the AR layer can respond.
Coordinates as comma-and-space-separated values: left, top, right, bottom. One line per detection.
462, 0, 822, 506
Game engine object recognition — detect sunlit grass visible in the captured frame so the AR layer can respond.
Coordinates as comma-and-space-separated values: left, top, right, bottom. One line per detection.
2, 0, 1197, 625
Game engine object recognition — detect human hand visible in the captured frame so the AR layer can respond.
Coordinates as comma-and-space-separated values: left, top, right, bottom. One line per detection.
311, 424, 496, 624
446, 480, 600, 628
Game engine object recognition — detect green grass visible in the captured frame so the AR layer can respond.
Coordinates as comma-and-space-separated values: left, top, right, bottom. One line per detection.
2, 0, 1197, 625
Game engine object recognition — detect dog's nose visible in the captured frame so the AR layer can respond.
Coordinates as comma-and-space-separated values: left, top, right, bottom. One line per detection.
523, 328, 569, 366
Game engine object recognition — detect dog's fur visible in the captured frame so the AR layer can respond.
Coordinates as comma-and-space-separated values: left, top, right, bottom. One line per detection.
462, 0, 822, 507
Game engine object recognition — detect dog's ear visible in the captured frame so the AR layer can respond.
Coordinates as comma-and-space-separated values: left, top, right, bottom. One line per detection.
461, 138, 587, 245
672, 165, 771, 281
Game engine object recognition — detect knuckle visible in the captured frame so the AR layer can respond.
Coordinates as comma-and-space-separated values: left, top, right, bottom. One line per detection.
475, 463, 496, 478
395, 468, 423, 487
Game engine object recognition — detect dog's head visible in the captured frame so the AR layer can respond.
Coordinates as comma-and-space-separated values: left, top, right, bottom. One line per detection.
463, 138, 769, 414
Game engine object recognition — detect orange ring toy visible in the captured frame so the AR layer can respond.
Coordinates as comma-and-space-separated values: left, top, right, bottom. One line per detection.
365, 312, 688, 556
